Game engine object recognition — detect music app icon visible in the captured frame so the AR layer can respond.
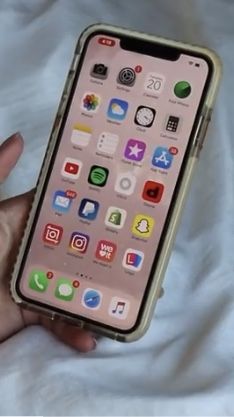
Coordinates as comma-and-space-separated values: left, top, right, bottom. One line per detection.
108, 297, 130, 320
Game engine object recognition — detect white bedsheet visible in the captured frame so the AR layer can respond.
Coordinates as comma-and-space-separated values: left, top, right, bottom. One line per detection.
0, 0, 234, 415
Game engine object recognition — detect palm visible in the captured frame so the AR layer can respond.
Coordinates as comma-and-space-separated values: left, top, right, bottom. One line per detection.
0, 133, 96, 352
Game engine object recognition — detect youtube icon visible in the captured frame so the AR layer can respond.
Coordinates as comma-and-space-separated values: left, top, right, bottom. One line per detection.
61, 158, 82, 180
65, 162, 78, 175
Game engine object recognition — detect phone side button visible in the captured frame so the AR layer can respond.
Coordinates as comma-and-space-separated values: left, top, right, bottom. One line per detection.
194, 116, 211, 157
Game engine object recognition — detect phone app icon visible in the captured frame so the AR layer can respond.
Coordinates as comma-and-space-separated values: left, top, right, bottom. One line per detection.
61, 158, 82, 180
29, 270, 49, 292
90, 63, 108, 80
82, 288, 102, 310
105, 206, 127, 229
43, 223, 63, 245
97, 131, 119, 155
95, 240, 117, 262
134, 105, 156, 128
78, 198, 99, 221
124, 139, 146, 162
88, 165, 109, 187
114, 172, 136, 195
69, 232, 89, 253
131, 214, 155, 238
174, 81, 191, 98
117, 67, 136, 86
144, 72, 165, 94
108, 297, 130, 319
107, 98, 128, 121
142, 181, 164, 203
122, 249, 144, 271
81, 92, 100, 112
71, 124, 92, 147
152, 147, 174, 169
52, 190, 73, 213
165, 115, 181, 133
55, 278, 74, 301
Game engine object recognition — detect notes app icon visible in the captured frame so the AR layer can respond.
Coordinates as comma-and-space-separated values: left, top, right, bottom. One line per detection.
108, 297, 130, 319
70, 124, 92, 147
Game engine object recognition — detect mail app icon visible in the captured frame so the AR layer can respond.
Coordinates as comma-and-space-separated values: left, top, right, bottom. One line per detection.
52, 190, 72, 213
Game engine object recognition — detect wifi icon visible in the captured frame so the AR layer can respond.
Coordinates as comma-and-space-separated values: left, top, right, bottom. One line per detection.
88, 165, 109, 187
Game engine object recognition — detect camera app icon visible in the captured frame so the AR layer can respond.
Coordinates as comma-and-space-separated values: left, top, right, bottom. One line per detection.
69, 232, 89, 254
90, 63, 108, 80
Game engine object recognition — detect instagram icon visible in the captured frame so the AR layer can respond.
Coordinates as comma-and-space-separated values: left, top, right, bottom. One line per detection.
69, 232, 89, 254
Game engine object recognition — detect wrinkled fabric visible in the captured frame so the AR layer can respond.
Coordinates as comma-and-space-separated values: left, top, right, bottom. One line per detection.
0, 0, 233, 415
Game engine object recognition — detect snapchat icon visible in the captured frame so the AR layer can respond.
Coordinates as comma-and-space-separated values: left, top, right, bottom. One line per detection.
131, 214, 155, 238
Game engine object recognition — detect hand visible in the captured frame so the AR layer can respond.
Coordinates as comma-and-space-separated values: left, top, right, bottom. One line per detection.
0, 133, 96, 352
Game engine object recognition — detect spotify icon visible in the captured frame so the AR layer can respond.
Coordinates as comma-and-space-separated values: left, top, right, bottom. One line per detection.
88, 165, 109, 187
174, 81, 191, 99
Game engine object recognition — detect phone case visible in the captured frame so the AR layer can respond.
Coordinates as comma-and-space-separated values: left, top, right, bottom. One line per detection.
10, 24, 222, 342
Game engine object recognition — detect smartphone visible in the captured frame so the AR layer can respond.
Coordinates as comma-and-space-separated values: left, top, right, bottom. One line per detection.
11, 24, 221, 342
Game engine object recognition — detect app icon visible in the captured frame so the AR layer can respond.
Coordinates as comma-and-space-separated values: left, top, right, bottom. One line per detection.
70, 124, 92, 147
131, 214, 154, 238
97, 131, 119, 155
165, 115, 181, 133
52, 190, 72, 213
69, 232, 89, 253
152, 147, 174, 169
90, 63, 108, 80
144, 72, 165, 94
43, 224, 63, 245
108, 297, 130, 319
105, 206, 127, 229
81, 92, 100, 112
95, 240, 117, 262
134, 105, 156, 127
124, 139, 146, 162
117, 67, 136, 86
142, 181, 164, 203
78, 198, 99, 221
82, 288, 102, 310
61, 158, 82, 180
29, 270, 49, 292
88, 165, 109, 187
55, 278, 74, 301
122, 249, 144, 271
114, 172, 136, 195
174, 81, 191, 98
107, 98, 128, 121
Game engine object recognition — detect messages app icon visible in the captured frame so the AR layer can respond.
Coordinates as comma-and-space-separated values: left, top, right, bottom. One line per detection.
55, 278, 74, 301
107, 98, 128, 121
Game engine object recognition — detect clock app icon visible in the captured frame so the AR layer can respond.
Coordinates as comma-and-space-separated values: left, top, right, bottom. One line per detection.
134, 105, 156, 128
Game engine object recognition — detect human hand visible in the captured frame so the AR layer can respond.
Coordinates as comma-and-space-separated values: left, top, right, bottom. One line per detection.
0, 133, 96, 352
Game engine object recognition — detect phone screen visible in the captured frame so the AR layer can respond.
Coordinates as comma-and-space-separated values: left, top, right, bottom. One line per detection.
17, 31, 211, 332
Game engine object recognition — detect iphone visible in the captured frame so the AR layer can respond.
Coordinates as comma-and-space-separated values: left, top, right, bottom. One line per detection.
11, 24, 221, 341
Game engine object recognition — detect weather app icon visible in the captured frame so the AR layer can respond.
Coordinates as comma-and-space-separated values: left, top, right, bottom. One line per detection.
107, 98, 128, 121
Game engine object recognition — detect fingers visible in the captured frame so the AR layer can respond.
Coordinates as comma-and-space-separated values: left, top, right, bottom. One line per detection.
40, 316, 97, 353
0, 132, 24, 183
